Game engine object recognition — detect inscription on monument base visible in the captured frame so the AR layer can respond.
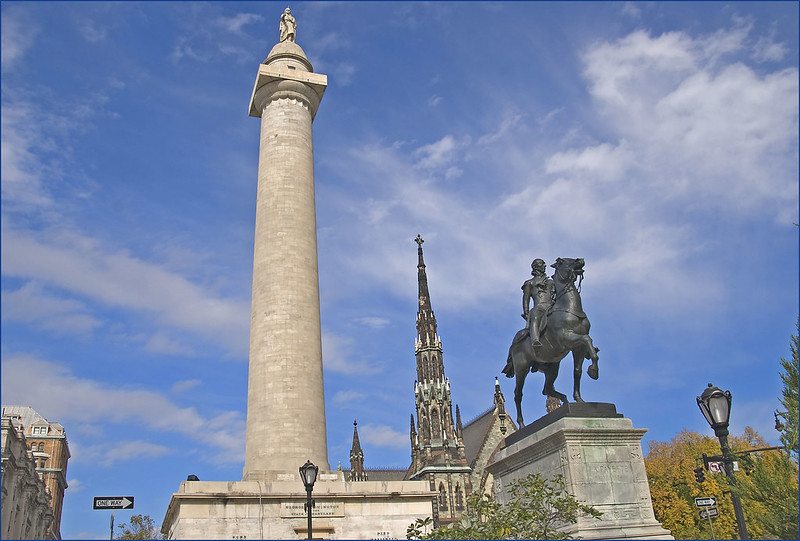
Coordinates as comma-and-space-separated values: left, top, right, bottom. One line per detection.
280, 500, 344, 518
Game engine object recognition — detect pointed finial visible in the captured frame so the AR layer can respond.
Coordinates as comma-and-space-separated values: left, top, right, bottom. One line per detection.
415, 234, 424, 246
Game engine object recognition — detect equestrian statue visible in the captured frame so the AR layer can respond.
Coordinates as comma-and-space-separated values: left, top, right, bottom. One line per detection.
501, 257, 599, 427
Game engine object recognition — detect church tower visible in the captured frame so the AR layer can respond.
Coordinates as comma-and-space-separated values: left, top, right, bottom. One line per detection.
349, 421, 367, 481
408, 236, 472, 526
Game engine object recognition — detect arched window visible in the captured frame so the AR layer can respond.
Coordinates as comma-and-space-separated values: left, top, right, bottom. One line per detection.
455, 484, 464, 510
37, 443, 44, 452
438, 483, 448, 511
431, 408, 441, 439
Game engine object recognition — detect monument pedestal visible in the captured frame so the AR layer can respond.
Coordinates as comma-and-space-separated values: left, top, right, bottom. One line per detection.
161, 476, 435, 539
486, 403, 672, 540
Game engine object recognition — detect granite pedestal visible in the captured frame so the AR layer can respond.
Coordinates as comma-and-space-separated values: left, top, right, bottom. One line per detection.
162, 475, 435, 539
486, 403, 672, 540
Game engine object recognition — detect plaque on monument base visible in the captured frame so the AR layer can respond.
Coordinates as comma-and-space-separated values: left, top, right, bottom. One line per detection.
160, 478, 435, 540
486, 402, 673, 540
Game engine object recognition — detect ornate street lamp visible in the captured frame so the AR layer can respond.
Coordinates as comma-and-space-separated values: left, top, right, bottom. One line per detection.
299, 460, 318, 540
696, 383, 749, 540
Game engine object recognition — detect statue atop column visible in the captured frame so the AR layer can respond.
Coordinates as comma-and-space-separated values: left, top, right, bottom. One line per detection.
279, 7, 296, 42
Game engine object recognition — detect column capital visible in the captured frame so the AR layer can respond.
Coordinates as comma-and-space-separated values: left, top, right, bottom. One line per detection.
249, 64, 327, 119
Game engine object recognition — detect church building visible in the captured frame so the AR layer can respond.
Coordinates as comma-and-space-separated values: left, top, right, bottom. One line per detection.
343, 237, 516, 527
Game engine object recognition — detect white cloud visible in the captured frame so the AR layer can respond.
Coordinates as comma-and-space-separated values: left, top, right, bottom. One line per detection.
0, 8, 38, 67
0, 224, 249, 355
77, 18, 108, 43
355, 317, 391, 329
413, 135, 464, 170
752, 34, 788, 63
332, 390, 366, 405
545, 141, 633, 182
582, 27, 798, 221
145, 333, 196, 357
77, 440, 172, 467
218, 13, 263, 34
1, 281, 102, 336
1, 354, 245, 464
359, 423, 408, 449
172, 379, 203, 393
66, 478, 84, 493
322, 332, 383, 375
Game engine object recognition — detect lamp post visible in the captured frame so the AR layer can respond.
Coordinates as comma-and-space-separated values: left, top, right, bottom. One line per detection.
696, 383, 749, 540
299, 460, 318, 540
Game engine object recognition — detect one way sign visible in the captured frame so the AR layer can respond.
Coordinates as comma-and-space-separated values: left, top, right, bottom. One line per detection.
93, 496, 134, 510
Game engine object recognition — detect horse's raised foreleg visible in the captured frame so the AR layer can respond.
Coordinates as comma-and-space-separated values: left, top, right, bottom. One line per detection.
564, 331, 600, 381
572, 350, 584, 403
584, 336, 599, 380
542, 363, 568, 406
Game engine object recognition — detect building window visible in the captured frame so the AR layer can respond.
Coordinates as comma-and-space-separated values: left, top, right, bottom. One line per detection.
431, 409, 441, 439
38, 443, 45, 452
438, 483, 448, 511
32, 426, 48, 436
455, 484, 464, 510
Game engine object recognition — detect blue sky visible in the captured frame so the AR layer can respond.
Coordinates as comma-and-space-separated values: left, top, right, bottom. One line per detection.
1, 1, 797, 538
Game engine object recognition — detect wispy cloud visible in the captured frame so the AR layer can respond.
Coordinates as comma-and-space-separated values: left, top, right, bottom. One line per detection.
322, 332, 384, 375
172, 379, 203, 393
359, 423, 408, 449
75, 440, 173, 467
1, 224, 250, 355
1, 354, 245, 464
332, 390, 366, 405
1, 282, 102, 336
0, 7, 38, 68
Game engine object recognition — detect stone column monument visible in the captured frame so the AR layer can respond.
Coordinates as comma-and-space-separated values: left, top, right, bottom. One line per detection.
243, 8, 329, 482
161, 11, 436, 538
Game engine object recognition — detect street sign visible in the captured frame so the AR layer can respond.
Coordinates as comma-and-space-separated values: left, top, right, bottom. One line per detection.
708, 461, 723, 473
93, 496, 134, 510
695, 497, 717, 507
699, 506, 719, 520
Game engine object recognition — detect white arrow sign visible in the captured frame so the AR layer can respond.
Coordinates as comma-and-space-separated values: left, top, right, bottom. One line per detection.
93, 496, 134, 510
695, 497, 716, 507
699, 506, 719, 520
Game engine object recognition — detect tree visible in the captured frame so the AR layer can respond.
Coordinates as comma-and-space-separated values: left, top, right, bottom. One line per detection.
732, 323, 800, 540
407, 473, 601, 540
116, 514, 162, 540
776, 321, 799, 462
645, 427, 798, 540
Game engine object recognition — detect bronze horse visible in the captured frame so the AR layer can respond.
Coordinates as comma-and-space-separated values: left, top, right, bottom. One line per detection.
502, 257, 599, 427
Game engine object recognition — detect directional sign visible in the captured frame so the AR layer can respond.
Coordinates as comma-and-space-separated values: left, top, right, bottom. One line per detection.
699, 506, 719, 520
695, 497, 717, 508
708, 461, 724, 473
93, 496, 134, 510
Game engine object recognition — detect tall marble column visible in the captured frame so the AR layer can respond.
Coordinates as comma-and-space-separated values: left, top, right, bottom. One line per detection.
243, 14, 329, 481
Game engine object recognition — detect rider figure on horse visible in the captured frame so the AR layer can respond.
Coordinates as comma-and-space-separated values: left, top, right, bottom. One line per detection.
522, 258, 555, 348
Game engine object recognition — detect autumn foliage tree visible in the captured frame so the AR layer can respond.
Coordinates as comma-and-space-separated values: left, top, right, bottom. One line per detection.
645, 426, 798, 540
115, 514, 162, 540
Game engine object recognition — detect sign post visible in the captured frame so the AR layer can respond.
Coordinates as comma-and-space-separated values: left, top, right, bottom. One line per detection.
697, 504, 718, 540
93, 497, 134, 540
